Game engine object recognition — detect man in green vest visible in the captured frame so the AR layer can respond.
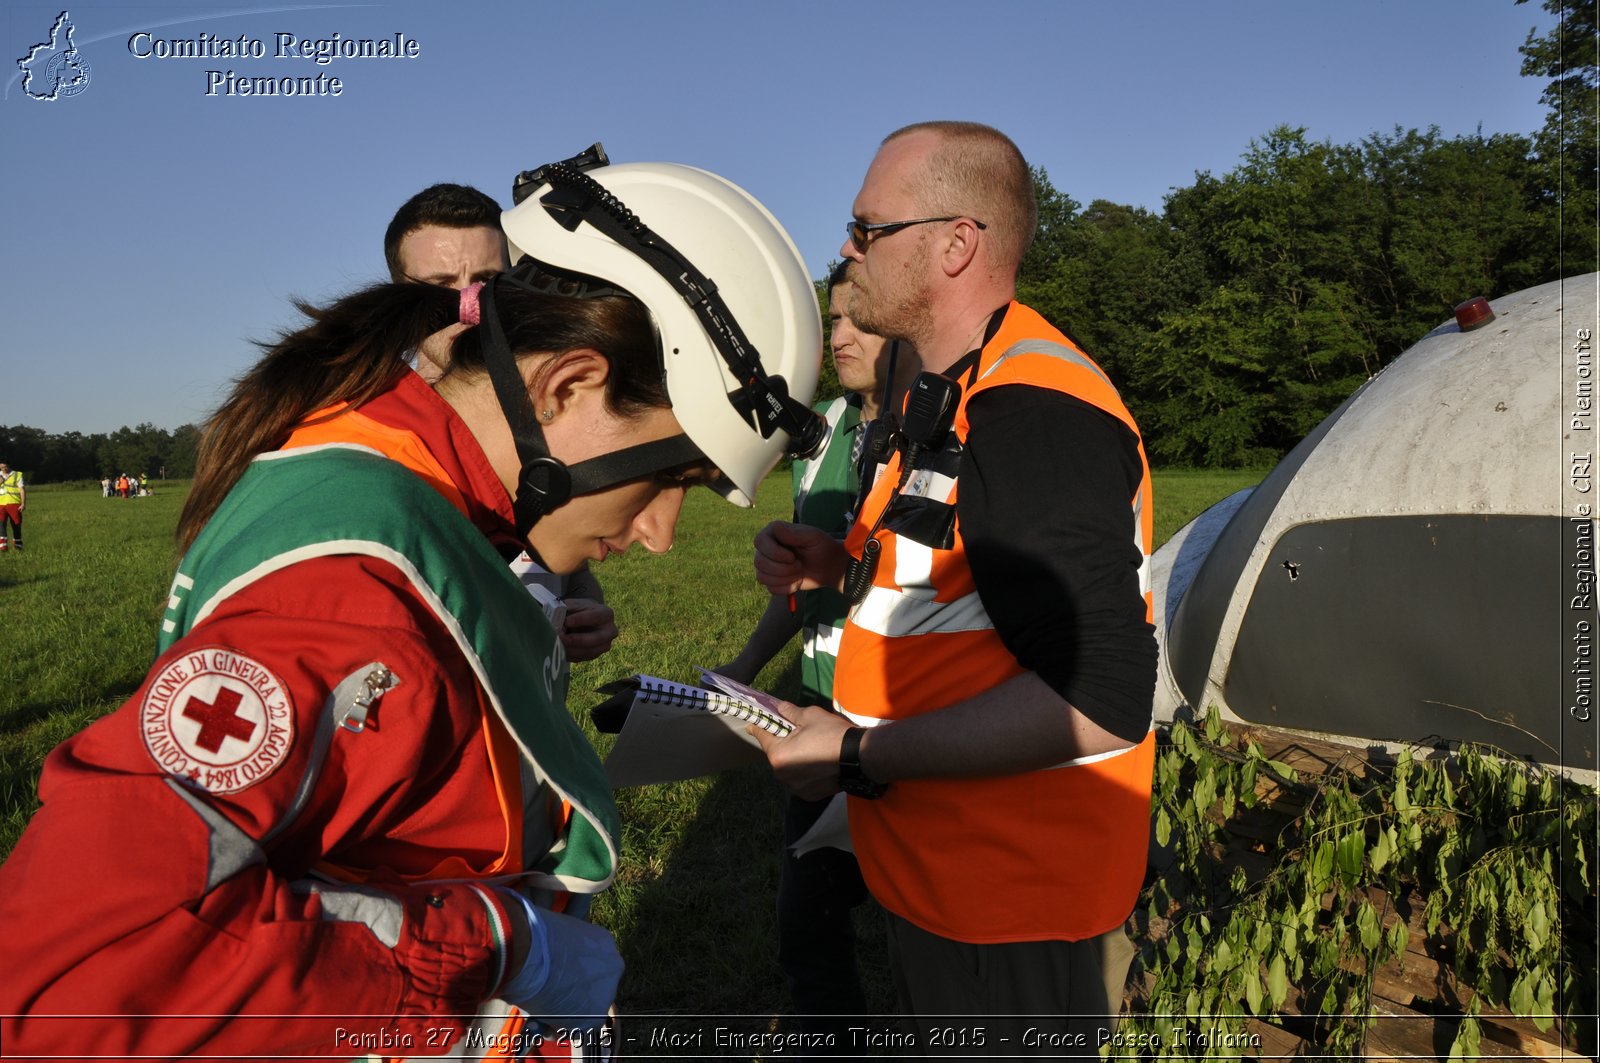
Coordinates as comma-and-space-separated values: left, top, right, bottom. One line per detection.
0, 461, 25, 552
719, 261, 916, 1039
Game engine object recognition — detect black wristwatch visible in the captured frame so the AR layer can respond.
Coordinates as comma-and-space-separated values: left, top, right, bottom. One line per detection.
838, 726, 888, 799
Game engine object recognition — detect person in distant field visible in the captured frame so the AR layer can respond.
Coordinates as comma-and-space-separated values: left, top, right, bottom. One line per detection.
115, 474, 129, 499
719, 261, 917, 1040
385, 182, 616, 664
0, 461, 25, 551
101, 476, 111, 498
752, 121, 1157, 1055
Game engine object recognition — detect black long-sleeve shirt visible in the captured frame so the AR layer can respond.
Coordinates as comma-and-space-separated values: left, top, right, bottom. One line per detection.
957, 384, 1157, 743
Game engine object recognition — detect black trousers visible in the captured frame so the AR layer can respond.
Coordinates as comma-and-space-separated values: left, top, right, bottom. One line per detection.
778, 793, 870, 1043
883, 911, 1130, 1058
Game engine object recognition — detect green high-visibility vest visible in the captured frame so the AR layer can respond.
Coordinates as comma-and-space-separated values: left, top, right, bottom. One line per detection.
791, 395, 862, 706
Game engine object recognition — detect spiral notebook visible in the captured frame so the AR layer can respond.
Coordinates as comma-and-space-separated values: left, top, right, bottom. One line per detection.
591, 671, 792, 788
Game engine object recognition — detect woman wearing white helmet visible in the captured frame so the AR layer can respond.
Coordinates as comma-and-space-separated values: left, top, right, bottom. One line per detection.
0, 147, 820, 1061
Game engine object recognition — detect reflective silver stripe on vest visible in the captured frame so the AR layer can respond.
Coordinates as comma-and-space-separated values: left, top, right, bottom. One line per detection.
846, 336, 1149, 663
893, 468, 957, 599
851, 584, 994, 638
981, 338, 1115, 391
1134, 480, 1152, 596
1040, 734, 1151, 771
893, 538, 938, 599
837, 706, 889, 727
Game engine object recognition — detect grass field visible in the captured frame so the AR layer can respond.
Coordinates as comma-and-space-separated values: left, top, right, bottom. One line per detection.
0, 468, 1263, 1020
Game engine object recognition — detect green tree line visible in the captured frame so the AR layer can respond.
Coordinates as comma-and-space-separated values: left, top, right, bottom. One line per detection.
1019, 121, 1571, 466
823, 0, 1593, 467
9, 1, 1593, 477
0, 422, 200, 484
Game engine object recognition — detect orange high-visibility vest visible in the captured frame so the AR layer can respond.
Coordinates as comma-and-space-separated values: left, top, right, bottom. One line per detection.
835, 302, 1155, 944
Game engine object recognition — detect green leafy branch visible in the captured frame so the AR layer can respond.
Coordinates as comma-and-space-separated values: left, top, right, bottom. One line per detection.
1120, 708, 1596, 1060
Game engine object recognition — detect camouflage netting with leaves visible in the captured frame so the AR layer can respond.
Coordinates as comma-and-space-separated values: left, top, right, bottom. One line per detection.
1124, 708, 1597, 1059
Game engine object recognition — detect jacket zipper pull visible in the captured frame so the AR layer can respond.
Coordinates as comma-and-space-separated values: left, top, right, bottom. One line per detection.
339, 663, 399, 733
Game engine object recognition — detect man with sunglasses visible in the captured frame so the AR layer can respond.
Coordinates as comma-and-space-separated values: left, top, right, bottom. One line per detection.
721, 260, 916, 1043
754, 122, 1156, 1054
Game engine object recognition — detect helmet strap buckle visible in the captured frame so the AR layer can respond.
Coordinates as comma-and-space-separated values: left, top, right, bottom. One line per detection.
514, 456, 573, 530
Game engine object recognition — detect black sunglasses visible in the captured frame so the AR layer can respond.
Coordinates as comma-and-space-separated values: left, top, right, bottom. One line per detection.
846, 215, 986, 254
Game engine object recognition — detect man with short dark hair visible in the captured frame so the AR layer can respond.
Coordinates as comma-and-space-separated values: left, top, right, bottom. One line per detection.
384, 183, 506, 287
384, 182, 615, 664
754, 122, 1156, 1053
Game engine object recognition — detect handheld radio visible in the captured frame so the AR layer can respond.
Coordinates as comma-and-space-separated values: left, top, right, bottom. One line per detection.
844, 370, 965, 604
896, 371, 962, 480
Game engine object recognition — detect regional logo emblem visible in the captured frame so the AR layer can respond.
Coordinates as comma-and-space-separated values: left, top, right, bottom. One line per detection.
141, 649, 295, 794
18, 11, 92, 102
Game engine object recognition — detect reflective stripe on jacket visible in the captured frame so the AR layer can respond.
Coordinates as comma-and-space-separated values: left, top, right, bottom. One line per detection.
835, 301, 1155, 944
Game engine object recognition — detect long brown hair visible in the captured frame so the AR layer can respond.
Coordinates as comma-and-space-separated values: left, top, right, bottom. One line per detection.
178, 281, 662, 550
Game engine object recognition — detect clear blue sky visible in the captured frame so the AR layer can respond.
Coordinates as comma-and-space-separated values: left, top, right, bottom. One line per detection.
1, 0, 1558, 435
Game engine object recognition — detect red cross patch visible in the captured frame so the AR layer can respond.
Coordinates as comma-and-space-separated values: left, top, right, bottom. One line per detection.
140, 647, 295, 794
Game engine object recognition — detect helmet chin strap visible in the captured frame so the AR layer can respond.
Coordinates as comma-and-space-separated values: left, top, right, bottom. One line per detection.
478, 276, 707, 539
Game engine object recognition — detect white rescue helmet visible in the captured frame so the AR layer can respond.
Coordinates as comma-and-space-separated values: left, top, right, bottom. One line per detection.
501, 147, 823, 507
